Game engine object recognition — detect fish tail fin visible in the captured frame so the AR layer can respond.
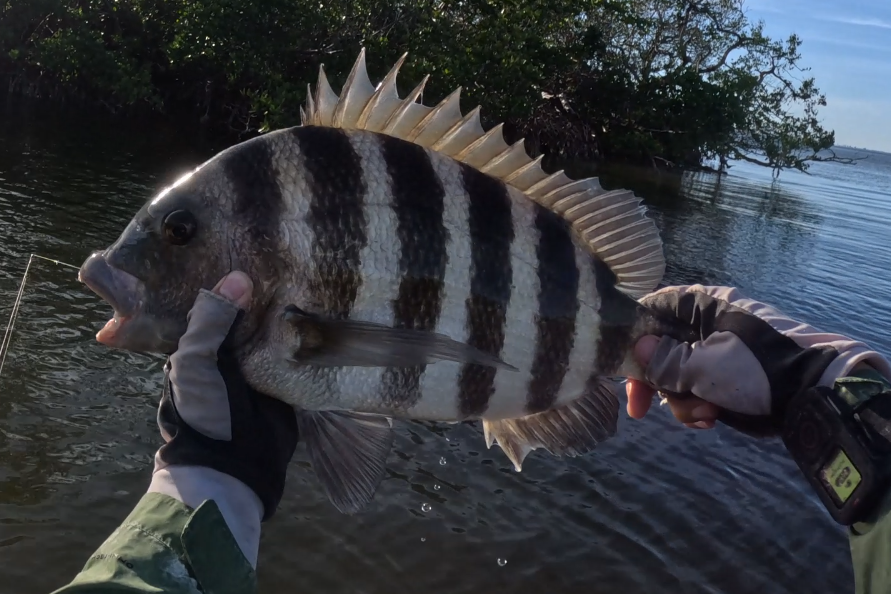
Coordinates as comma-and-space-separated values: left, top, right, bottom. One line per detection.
482, 378, 620, 472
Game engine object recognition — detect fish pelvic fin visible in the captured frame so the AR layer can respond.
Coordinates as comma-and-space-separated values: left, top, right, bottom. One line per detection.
482, 377, 620, 472
302, 48, 665, 298
298, 410, 394, 514
283, 305, 517, 370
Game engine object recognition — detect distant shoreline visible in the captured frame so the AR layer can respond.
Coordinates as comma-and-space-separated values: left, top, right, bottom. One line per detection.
835, 144, 889, 155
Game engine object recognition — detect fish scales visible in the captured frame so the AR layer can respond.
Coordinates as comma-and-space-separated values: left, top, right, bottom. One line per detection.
265, 126, 617, 423
328, 130, 402, 412
332, 128, 400, 329
295, 126, 368, 320
526, 206, 581, 414
283, 126, 369, 411
414, 153, 473, 421
217, 128, 624, 419
552, 245, 603, 410
593, 257, 640, 375
482, 182, 538, 421
378, 133, 448, 410
223, 133, 284, 264
456, 162, 515, 419
234, 126, 615, 422
78, 49, 693, 513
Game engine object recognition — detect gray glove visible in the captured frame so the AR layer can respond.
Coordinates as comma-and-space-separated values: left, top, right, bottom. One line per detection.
148, 272, 299, 567
635, 285, 891, 433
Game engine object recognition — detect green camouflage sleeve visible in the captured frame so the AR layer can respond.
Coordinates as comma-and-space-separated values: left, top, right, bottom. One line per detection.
50, 492, 257, 594
850, 488, 891, 594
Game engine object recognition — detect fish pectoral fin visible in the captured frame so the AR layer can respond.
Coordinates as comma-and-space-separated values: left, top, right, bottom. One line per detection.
482, 377, 620, 472
284, 305, 517, 371
298, 410, 395, 514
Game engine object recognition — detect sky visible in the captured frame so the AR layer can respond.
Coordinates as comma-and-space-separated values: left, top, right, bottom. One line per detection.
743, 0, 891, 152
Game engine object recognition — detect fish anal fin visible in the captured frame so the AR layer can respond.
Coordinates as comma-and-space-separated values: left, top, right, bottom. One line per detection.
482, 378, 620, 472
298, 410, 394, 514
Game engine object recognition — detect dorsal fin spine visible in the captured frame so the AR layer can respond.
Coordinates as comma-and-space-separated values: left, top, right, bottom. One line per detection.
526, 170, 567, 196
357, 52, 408, 129
332, 47, 376, 128
407, 87, 463, 144
479, 139, 530, 177
454, 122, 505, 165
302, 48, 666, 298
432, 106, 483, 155
381, 75, 429, 134
308, 82, 317, 123
502, 154, 544, 185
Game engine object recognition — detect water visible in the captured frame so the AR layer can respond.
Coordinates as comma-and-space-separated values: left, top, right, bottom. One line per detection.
1, 98, 889, 594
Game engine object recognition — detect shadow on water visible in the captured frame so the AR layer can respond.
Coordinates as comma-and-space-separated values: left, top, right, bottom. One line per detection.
3, 99, 890, 593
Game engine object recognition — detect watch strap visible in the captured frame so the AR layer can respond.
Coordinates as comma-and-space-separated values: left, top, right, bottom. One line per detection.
835, 367, 891, 455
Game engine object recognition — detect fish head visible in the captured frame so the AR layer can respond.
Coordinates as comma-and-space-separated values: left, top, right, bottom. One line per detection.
79, 148, 271, 355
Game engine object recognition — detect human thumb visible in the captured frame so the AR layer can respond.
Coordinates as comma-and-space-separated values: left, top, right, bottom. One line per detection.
213, 271, 253, 309
636, 335, 721, 425
634, 335, 661, 367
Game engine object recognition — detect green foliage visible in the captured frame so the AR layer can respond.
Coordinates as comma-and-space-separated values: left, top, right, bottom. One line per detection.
1, 0, 159, 108
546, 0, 849, 173
0, 0, 850, 174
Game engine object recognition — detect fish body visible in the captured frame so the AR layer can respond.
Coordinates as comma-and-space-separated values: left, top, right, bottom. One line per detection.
225, 125, 641, 422
78, 50, 691, 513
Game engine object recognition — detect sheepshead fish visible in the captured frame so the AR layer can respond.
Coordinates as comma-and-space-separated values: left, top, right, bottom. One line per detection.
79, 49, 695, 513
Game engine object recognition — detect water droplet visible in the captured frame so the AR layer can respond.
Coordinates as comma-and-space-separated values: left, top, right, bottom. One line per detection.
439, 457, 447, 465
420, 537, 426, 542
433, 484, 441, 491
497, 558, 507, 567
421, 502, 432, 512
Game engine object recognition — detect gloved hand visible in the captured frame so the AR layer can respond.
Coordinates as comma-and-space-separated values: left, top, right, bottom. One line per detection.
148, 271, 299, 567
625, 285, 891, 434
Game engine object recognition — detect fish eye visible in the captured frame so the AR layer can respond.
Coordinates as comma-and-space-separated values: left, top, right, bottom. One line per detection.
162, 210, 197, 245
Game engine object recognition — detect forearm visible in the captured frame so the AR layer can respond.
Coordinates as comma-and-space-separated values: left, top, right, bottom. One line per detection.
850, 487, 891, 594
846, 363, 891, 594
52, 481, 257, 594
148, 465, 263, 567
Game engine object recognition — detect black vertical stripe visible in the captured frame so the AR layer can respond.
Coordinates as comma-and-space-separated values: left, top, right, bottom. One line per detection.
224, 134, 284, 263
292, 126, 368, 318
592, 256, 638, 375
457, 164, 514, 418
217, 134, 288, 357
526, 206, 580, 414
378, 135, 449, 408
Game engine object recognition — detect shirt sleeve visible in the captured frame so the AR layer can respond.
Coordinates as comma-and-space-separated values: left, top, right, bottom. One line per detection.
50, 492, 257, 594
850, 487, 891, 593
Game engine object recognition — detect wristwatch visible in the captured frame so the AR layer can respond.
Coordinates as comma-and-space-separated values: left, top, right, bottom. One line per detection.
782, 366, 891, 525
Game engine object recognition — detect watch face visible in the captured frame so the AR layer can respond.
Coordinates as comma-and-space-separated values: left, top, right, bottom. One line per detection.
794, 408, 832, 464
819, 447, 862, 506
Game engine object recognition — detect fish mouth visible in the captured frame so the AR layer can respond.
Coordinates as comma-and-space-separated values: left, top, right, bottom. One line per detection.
78, 251, 147, 348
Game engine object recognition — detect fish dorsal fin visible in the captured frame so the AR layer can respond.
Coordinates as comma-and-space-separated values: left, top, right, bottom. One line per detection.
302, 48, 665, 298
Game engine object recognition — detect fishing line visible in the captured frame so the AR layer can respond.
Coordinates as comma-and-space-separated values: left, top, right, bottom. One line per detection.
0, 254, 80, 380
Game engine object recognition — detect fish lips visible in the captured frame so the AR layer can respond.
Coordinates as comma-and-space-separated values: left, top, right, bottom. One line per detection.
78, 251, 146, 347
